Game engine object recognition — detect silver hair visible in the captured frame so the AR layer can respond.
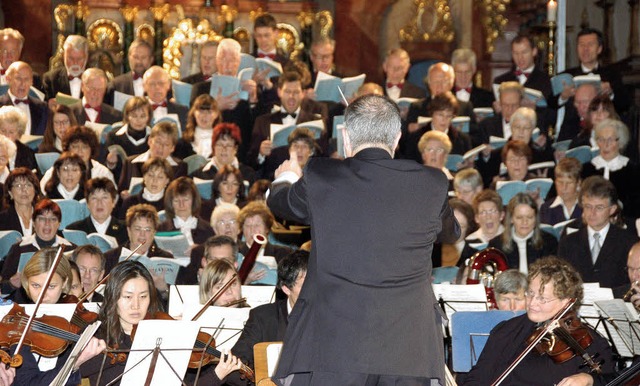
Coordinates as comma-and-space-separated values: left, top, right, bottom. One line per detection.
217, 38, 241, 55
451, 48, 477, 71
510, 107, 537, 130
0, 105, 27, 137
143, 65, 170, 82
418, 130, 452, 154
494, 269, 528, 296
594, 118, 630, 151
81, 67, 108, 85
63, 35, 88, 54
344, 95, 400, 152
210, 203, 240, 227
0, 133, 17, 159
0, 28, 25, 51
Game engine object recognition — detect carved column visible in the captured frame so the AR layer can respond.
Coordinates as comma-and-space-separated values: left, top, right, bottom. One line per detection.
121, 6, 139, 73
150, 3, 170, 65
595, 0, 617, 64
629, 0, 640, 56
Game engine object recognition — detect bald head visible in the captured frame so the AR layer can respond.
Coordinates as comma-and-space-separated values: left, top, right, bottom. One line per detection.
574, 83, 599, 119
6, 61, 32, 98
427, 62, 454, 96
143, 66, 171, 103
628, 242, 640, 284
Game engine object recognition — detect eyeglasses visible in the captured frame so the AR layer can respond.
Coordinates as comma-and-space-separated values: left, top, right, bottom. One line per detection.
424, 147, 445, 154
215, 143, 236, 150
36, 216, 59, 224
524, 290, 558, 305
478, 209, 499, 216
131, 226, 153, 233
216, 219, 237, 227
53, 119, 70, 127
220, 181, 240, 188
582, 204, 610, 213
61, 165, 81, 173
596, 137, 619, 145
12, 183, 34, 191
78, 267, 102, 276
506, 156, 527, 164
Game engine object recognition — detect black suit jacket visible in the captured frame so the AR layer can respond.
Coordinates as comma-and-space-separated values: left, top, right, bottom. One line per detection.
165, 100, 188, 135
181, 72, 208, 85
42, 67, 80, 101
0, 94, 48, 135
452, 85, 495, 109
67, 216, 129, 245
69, 101, 123, 125
383, 81, 426, 99
267, 147, 459, 380
488, 231, 558, 270
110, 72, 135, 96
13, 140, 37, 172
558, 225, 638, 288
493, 67, 553, 103
0, 206, 27, 236
564, 64, 630, 114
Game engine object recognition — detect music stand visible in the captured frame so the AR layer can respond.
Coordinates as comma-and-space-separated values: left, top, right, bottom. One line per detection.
594, 299, 640, 358
451, 310, 524, 372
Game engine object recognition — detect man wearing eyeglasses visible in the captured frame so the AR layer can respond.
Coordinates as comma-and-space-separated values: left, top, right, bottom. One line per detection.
71, 245, 106, 302
558, 175, 638, 289
69, 68, 122, 125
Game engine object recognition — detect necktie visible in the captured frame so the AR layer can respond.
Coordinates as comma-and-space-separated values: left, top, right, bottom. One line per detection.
591, 232, 601, 263
152, 101, 167, 110
455, 87, 472, 93
514, 69, 530, 78
14, 99, 29, 105
387, 82, 403, 89
258, 53, 276, 60
132, 72, 143, 80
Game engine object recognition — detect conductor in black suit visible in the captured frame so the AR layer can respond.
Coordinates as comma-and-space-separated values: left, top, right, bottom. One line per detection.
227, 249, 308, 386
558, 176, 638, 289
106, 39, 154, 103
451, 48, 494, 109
0, 61, 48, 135
555, 28, 630, 115
42, 34, 88, 102
268, 94, 460, 385
69, 68, 123, 125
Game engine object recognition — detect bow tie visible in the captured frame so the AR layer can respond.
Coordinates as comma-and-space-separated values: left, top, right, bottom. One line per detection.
280, 111, 296, 120
258, 52, 276, 60
455, 87, 472, 93
84, 104, 101, 111
68, 75, 78, 81
203, 75, 212, 82
132, 72, 143, 80
514, 69, 530, 78
386, 82, 403, 89
0, 69, 5, 76
152, 101, 167, 110
14, 98, 29, 105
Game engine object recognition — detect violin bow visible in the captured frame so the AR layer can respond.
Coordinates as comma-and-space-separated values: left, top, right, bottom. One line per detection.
76, 243, 144, 305
11, 245, 66, 367
491, 298, 576, 386
191, 273, 238, 321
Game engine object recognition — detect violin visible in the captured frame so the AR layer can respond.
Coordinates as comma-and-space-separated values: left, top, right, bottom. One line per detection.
130, 311, 255, 382
526, 310, 601, 371
60, 294, 99, 332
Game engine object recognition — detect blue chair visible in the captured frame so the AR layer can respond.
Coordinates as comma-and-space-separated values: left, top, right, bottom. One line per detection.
407, 60, 438, 93
23, 135, 44, 151
158, 210, 167, 222
0, 230, 22, 260
432, 266, 460, 284
194, 178, 212, 200
63, 229, 89, 246
35, 152, 60, 175
184, 154, 207, 176
53, 199, 89, 230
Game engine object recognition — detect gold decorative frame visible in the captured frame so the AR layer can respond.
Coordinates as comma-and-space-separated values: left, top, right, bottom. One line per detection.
480, 0, 510, 53
163, 18, 222, 80
136, 23, 156, 45
399, 0, 455, 43
86, 18, 124, 77
51, 4, 75, 70
276, 23, 303, 60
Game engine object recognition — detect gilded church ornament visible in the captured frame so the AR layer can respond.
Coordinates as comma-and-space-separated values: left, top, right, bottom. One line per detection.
399, 0, 454, 43
481, 0, 510, 53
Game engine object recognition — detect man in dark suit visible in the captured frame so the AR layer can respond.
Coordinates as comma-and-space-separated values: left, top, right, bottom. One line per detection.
143, 65, 188, 132
381, 48, 425, 102
558, 176, 638, 289
107, 39, 154, 103
181, 40, 217, 84
556, 28, 630, 116
69, 68, 123, 125
0, 61, 48, 135
71, 245, 107, 302
227, 250, 308, 386
248, 71, 327, 169
451, 48, 494, 109
252, 13, 289, 66
67, 177, 128, 245
493, 34, 552, 107
42, 34, 88, 102
268, 95, 459, 385
557, 83, 598, 142
308, 37, 342, 87
0, 28, 42, 90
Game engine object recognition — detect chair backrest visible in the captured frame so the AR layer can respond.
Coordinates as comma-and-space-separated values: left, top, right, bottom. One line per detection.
194, 178, 212, 200
0, 230, 22, 260
407, 59, 439, 93
53, 199, 89, 230
253, 341, 282, 385
35, 152, 61, 175
62, 229, 89, 247
184, 154, 208, 176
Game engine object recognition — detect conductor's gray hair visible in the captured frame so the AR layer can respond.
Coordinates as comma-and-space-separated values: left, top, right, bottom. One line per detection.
344, 95, 400, 151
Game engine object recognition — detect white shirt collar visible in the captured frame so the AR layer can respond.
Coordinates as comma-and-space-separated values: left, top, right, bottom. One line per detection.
581, 63, 599, 74
591, 154, 629, 179
57, 183, 80, 200
91, 215, 111, 235
588, 223, 610, 247
133, 150, 177, 166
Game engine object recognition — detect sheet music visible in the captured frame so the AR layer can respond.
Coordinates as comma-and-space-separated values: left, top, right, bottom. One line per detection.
266, 343, 283, 377
49, 321, 102, 386
594, 299, 640, 358
579, 284, 613, 318
432, 284, 488, 322
120, 320, 200, 386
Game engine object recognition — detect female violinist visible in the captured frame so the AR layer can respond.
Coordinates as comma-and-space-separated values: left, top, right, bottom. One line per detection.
462, 256, 614, 386
6, 248, 106, 386
80, 260, 243, 385
199, 259, 248, 308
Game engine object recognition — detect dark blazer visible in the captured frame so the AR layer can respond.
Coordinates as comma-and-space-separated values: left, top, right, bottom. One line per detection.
69, 101, 123, 125
117, 192, 165, 220
383, 81, 426, 99
181, 72, 209, 85
67, 216, 129, 245
248, 107, 327, 169
0, 206, 29, 235
13, 140, 37, 173
462, 314, 614, 385
103, 241, 173, 275
109, 71, 136, 96
105, 125, 150, 158
165, 100, 188, 135
564, 64, 631, 114
45, 185, 84, 201
0, 94, 48, 135
488, 230, 558, 270
1, 236, 75, 287
191, 161, 256, 187
581, 161, 640, 219
41, 67, 79, 101
228, 299, 288, 384
558, 225, 638, 288
468, 85, 495, 108
157, 217, 214, 245
539, 198, 582, 226
267, 147, 459, 380
493, 67, 553, 104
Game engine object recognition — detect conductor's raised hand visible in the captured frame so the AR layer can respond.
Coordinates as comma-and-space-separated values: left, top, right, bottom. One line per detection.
274, 157, 302, 179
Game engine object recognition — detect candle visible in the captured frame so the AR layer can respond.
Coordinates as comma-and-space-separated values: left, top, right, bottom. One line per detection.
547, 0, 557, 23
